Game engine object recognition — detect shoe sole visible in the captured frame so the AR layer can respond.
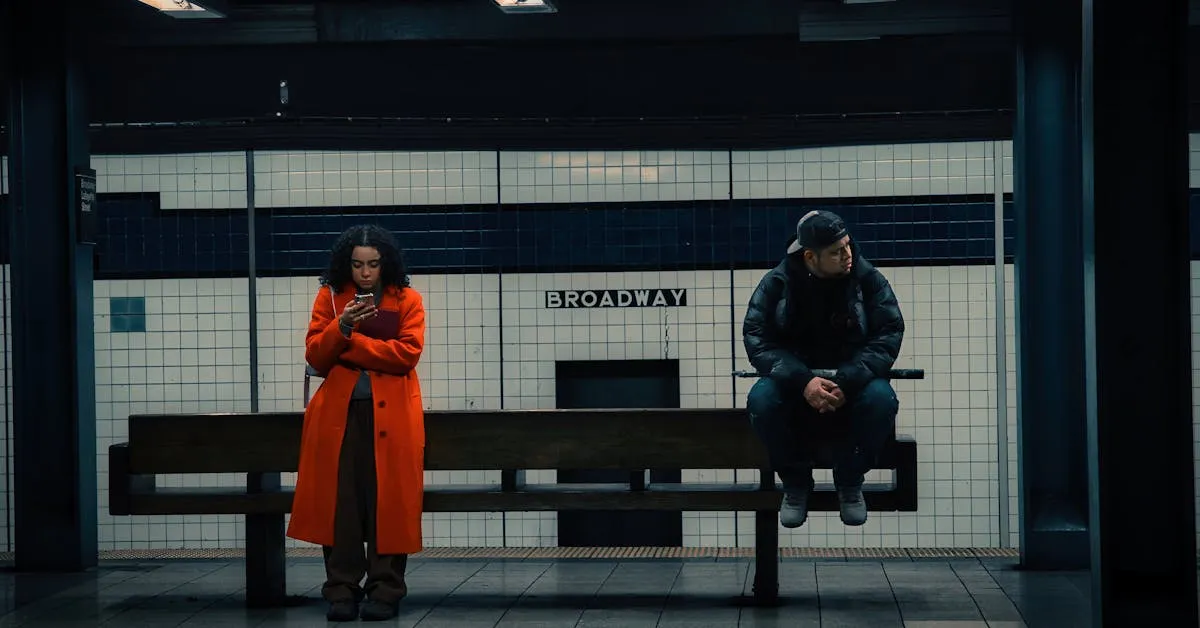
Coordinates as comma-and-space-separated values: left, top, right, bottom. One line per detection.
840, 509, 868, 526
780, 513, 808, 529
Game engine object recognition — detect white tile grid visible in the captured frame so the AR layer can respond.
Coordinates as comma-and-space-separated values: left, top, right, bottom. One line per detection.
1194, 261, 1200, 549
999, 150, 1021, 550
1189, 135, 1200, 188
1004, 265, 1019, 550
252, 151, 500, 208
1190, 136, 1200, 550
0, 152, 8, 548
0, 140, 1189, 551
94, 278, 253, 551
729, 141, 1014, 200
0, 265, 9, 552
497, 271, 734, 547
498, 150, 731, 204
730, 264, 1003, 549
254, 274, 505, 549
27, 143, 1022, 551
92, 153, 248, 210
1192, 145, 1200, 556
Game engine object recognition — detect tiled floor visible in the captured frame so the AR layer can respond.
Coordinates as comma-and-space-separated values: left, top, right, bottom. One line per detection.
0, 556, 1090, 627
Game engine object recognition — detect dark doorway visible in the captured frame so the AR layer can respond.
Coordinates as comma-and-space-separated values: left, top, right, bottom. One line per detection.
555, 359, 682, 547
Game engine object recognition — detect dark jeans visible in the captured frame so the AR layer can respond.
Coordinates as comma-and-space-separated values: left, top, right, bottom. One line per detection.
747, 376, 898, 494
322, 399, 408, 604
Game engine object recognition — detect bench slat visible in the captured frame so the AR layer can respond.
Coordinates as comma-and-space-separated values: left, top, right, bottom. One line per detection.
126, 409, 914, 474
117, 480, 910, 516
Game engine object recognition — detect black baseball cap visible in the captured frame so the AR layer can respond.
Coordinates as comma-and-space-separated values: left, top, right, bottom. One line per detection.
786, 210, 849, 255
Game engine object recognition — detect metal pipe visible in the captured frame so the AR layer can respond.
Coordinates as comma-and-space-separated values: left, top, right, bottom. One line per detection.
246, 150, 259, 414
993, 139, 1011, 548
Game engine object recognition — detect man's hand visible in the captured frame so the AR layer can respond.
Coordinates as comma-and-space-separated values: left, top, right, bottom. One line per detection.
804, 377, 843, 413
827, 382, 846, 410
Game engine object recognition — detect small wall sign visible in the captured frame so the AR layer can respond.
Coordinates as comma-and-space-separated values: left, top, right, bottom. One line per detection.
546, 289, 688, 309
75, 167, 97, 245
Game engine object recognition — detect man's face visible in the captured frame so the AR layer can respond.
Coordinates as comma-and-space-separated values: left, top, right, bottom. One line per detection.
806, 235, 853, 278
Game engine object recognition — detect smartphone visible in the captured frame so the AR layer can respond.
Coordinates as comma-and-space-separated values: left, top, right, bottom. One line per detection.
354, 293, 373, 305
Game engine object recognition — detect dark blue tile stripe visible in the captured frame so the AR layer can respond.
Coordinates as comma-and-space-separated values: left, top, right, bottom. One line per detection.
0, 192, 1196, 278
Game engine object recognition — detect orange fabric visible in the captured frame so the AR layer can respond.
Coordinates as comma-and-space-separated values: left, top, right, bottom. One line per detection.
286, 283, 426, 555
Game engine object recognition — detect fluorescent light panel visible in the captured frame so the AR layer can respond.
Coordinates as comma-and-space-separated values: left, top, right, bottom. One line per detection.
493, 0, 557, 14
136, 0, 225, 18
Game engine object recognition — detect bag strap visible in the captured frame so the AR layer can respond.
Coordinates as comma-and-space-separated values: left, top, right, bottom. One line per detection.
303, 285, 339, 408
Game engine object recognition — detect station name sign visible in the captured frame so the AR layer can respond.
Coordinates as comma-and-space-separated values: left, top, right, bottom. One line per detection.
546, 289, 688, 309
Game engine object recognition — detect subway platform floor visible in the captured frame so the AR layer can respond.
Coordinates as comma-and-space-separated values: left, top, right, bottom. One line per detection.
0, 547, 1090, 627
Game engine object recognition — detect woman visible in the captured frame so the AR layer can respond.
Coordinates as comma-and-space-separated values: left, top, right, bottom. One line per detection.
287, 224, 426, 622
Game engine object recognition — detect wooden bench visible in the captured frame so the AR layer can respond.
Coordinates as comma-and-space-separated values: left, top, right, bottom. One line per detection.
109, 404, 919, 607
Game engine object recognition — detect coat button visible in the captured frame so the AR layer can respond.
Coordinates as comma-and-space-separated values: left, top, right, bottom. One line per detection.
379, 431, 388, 438
378, 400, 386, 408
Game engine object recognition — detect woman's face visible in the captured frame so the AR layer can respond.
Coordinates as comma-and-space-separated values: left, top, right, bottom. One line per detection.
350, 246, 382, 291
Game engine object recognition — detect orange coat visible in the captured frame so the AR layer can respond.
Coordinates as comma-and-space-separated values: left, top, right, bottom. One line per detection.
286, 283, 426, 555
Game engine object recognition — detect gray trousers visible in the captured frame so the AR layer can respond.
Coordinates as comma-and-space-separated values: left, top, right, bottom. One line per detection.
321, 399, 408, 604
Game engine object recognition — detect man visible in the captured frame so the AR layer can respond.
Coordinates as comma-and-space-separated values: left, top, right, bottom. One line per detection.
742, 210, 904, 529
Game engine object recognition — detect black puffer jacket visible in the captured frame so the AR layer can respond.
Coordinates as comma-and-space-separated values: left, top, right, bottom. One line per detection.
742, 242, 904, 396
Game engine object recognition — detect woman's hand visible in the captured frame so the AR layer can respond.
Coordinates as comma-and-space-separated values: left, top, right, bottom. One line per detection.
339, 301, 377, 328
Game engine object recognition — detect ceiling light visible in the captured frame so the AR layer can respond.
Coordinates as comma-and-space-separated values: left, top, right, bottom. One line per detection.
493, 0, 557, 14
135, 0, 225, 19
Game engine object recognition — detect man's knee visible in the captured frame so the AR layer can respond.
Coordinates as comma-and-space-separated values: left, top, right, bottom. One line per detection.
747, 378, 789, 426
854, 378, 899, 424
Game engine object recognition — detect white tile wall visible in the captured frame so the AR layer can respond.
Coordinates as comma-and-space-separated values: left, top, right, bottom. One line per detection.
93, 153, 248, 210
0, 138, 1193, 552
0, 163, 8, 551
1193, 261, 1200, 547
0, 265, 10, 553
730, 141, 1011, 199
252, 151, 499, 208
1191, 137, 1200, 558
499, 150, 730, 203
498, 270, 734, 546
94, 278, 253, 549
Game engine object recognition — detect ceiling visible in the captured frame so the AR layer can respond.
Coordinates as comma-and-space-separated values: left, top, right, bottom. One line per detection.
90, 0, 1016, 46
4, 0, 1200, 152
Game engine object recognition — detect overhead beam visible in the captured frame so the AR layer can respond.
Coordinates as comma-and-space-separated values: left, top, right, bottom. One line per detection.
83, 0, 1200, 48
91, 0, 1018, 47
82, 110, 1016, 154
797, 0, 1009, 41
81, 35, 1014, 122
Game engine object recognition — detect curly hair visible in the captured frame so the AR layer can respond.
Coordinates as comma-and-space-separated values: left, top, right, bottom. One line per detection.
319, 224, 411, 292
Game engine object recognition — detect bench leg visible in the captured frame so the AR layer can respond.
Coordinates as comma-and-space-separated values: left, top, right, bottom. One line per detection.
245, 513, 287, 608
752, 510, 780, 605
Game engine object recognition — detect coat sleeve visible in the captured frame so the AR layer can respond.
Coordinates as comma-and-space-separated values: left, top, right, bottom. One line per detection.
742, 272, 815, 390
340, 289, 426, 376
304, 285, 351, 375
835, 271, 905, 395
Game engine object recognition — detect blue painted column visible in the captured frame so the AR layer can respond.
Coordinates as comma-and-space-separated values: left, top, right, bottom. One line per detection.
1013, 0, 1089, 569
1082, 0, 1196, 624
5, 0, 98, 570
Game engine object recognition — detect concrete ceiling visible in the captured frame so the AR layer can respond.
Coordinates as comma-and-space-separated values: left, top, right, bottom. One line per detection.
4, 0, 1200, 152
91, 0, 1018, 46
